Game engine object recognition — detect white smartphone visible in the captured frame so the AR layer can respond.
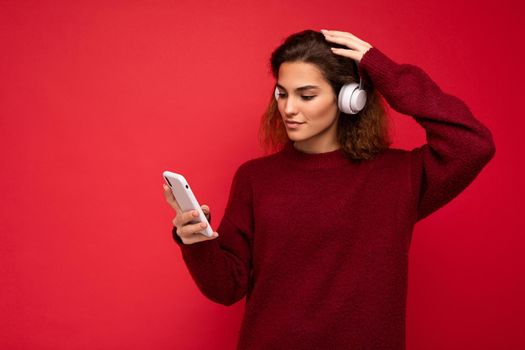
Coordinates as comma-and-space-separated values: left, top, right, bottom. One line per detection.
162, 171, 214, 238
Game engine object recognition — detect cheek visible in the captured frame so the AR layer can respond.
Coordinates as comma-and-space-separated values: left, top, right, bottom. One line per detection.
306, 98, 338, 121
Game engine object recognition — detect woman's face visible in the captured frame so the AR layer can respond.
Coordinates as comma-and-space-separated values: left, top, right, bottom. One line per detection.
276, 61, 341, 153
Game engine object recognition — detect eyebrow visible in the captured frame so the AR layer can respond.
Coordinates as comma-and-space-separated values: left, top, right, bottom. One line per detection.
276, 83, 320, 92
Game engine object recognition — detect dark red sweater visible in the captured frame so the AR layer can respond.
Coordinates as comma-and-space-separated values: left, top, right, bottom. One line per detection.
172, 47, 496, 349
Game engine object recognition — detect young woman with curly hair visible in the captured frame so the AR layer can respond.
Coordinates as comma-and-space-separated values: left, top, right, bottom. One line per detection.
163, 29, 495, 349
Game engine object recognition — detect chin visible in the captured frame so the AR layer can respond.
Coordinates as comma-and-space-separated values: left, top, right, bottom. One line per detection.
286, 133, 302, 141
287, 135, 310, 144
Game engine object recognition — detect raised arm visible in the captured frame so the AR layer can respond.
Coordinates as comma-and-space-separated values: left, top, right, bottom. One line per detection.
358, 47, 496, 221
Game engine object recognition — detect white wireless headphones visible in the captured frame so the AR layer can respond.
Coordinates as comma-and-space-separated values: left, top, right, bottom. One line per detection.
274, 75, 367, 115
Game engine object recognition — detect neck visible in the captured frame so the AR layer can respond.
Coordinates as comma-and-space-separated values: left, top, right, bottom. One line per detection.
292, 140, 341, 154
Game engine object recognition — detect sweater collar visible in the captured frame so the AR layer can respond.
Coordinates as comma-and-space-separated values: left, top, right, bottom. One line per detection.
280, 140, 352, 170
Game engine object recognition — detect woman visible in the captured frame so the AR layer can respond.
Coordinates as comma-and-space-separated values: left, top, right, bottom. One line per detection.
163, 29, 495, 349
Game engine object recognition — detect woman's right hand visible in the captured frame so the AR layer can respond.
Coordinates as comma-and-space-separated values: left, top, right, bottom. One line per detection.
163, 184, 219, 245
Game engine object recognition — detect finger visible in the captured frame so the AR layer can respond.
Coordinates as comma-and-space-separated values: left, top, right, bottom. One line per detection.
321, 29, 361, 41
330, 47, 360, 61
162, 184, 176, 205
181, 209, 201, 225
178, 221, 210, 238
201, 205, 211, 221
201, 207, 211, 224
174, 221, 218, 244
322, 30, 370, 48
323, 34, 360, 50
163, 184, 181, 212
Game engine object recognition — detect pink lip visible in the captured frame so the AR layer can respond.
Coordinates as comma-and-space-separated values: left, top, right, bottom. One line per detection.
285, 121, 304, 128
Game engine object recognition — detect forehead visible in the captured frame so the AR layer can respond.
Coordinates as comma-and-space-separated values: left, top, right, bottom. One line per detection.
277, 61, 328, 89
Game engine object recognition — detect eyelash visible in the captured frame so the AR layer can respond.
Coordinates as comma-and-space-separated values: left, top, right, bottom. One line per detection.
277, 93, 316, 101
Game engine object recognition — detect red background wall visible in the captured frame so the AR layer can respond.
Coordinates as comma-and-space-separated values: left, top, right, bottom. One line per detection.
1, 0, 523, 349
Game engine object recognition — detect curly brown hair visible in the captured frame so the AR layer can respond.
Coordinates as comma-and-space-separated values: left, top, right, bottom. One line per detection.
258, 29, 392, 160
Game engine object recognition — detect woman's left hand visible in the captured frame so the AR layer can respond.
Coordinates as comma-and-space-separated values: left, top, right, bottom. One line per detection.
320, 29, 373, 64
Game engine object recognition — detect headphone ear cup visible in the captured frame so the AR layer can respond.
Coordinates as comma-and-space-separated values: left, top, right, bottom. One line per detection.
338, 83, 367, 114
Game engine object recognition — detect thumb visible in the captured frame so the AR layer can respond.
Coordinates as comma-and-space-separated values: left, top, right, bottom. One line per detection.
201, 204, 211, 223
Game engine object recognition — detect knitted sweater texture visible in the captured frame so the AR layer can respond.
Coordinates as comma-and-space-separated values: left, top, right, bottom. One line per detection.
172, 47, 496, 349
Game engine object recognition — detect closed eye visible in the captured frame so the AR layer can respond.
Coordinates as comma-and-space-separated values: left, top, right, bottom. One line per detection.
277, 93, 316, 101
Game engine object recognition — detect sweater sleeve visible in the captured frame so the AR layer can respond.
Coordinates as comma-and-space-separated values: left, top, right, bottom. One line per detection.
172, 162, 254, 305
358, 47, 496, 222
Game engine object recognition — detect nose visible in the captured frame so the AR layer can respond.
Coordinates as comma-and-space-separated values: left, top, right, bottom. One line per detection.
283, 96, 298, 116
